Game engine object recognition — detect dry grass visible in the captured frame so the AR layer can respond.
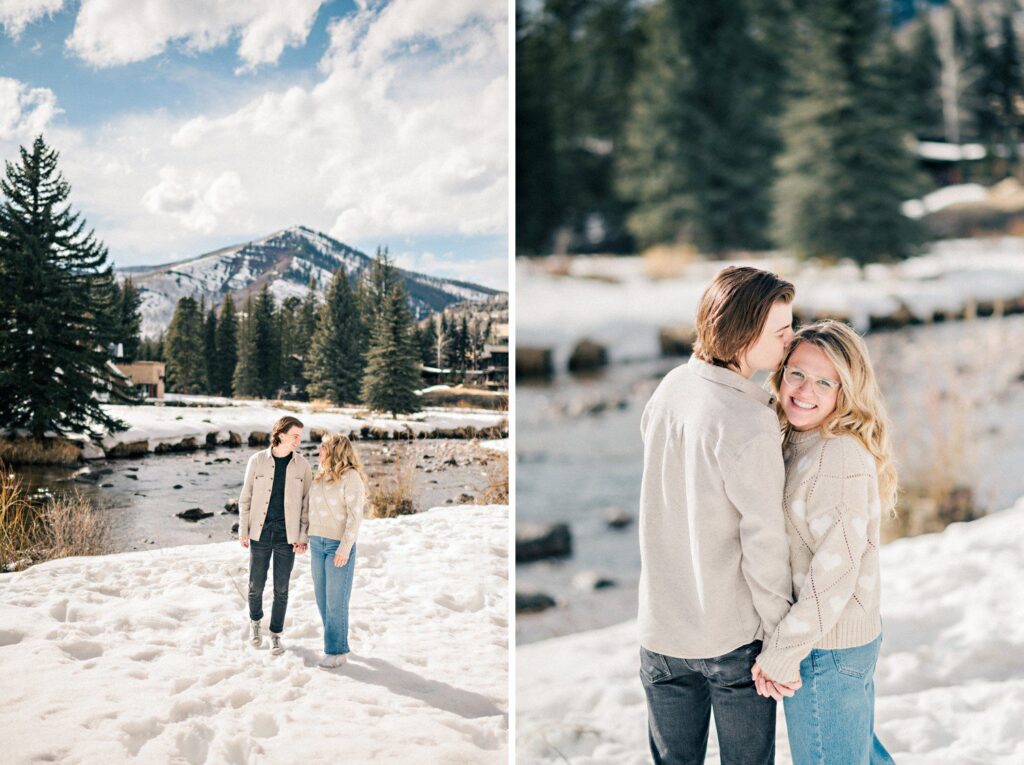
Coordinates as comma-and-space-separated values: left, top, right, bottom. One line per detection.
0, 437, 82, 466
0, 465, 107, 571
479, 457, 509, 505
642, 243, 699, 280
367, 453, 417, 519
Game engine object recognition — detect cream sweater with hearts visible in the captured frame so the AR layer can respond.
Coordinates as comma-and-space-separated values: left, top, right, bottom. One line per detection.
755, 428, 884, 683
307, 470, 365, 559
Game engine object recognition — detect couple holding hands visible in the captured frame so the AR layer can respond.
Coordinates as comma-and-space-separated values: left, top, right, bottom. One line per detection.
639, 267, 897, 764
237, 416, 366, 669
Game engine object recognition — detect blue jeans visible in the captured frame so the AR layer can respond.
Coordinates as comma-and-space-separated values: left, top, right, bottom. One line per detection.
784, 634, 895, 765
641, 640, 776, 765
309, 536, 356, 655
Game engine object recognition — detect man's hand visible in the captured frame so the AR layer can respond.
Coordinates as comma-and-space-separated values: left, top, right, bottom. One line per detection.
240, 535, 249, 549
752, 663, 801, 701
293, 543, 308, 554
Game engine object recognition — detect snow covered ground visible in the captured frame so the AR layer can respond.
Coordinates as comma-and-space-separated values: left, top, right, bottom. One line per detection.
517, 238, 1024, 366
517, 501, 1024, 765
75, 398, 507, 458
0, 505, 509, 764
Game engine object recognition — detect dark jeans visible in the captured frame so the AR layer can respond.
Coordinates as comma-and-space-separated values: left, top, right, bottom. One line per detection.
248, 525, 295, 634
641, 640, 776, 765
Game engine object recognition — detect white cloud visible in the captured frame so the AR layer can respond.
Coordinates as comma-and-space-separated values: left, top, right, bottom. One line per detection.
65, 0, 325, 70
0, 0, 63, 37
393, 249, 508, 291
0, 76, 59, 140
141, 168, 246, 233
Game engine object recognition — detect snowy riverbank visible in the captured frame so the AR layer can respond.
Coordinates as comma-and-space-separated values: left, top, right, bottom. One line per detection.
62, 398, 508, 459
517, 500, 1024, 765
0, 505, 509, 764
517, 237, 1024, 366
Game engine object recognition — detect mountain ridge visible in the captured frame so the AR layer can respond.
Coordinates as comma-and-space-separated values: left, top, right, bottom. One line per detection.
116, 225, 502, 339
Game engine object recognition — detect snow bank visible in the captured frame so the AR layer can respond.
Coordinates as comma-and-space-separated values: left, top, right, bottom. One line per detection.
93, 399, 507, 455
517, 238, 1024, 364
517, 502, 1024, 765
0, 505, 509, 764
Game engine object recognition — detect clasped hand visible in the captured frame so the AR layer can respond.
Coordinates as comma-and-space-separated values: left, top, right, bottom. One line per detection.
751, 663, 802, 702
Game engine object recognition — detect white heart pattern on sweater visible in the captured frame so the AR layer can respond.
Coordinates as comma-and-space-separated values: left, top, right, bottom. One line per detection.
829, 596, 847, 613
790, 498, 807, 521
809, 514, 833, 539
850, 515, 867, 537
793, 571, 806, 589
858, 573, 875, 590
786, 617, 810, 634
815, 551, 843, 571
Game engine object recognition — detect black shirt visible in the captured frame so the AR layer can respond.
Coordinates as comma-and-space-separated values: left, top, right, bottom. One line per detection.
266, 451, 292, 532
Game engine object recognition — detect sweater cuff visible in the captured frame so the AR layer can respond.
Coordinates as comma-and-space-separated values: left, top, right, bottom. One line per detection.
755, 648, 805, 685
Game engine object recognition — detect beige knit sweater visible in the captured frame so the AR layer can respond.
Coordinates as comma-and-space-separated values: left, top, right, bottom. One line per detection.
755, 428, 884, 683
307, 470, 365, 558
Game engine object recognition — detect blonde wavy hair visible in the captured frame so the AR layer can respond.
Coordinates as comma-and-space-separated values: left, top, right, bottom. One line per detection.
314, 433, 367, 486
769, 320, 898, 513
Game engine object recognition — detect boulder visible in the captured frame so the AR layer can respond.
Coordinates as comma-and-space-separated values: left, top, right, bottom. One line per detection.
308, 427, 327, 443
105, 440, 149, 458
224, 500, 239, 515
568, 339, 608, 373
658, 325, 695, 357
515, 591, 557, 614
177, 508, 213, 522
226, 432, 243, 447
517, 347, 554, 379
516, 523, 572, 562
605, 507, 633, 529
231, 522, 239, 534
248, 432, 270, 447
573, 570, 617, 591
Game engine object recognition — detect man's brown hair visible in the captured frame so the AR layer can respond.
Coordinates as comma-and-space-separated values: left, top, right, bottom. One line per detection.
271, 415, 304, 446
692, 266, 795, 370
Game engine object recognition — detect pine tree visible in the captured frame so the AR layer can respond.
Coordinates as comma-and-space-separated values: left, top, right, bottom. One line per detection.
118, 277, 143, 362
306, 268, 366, 405
360, 246, 401, 333
164, 296, 206, 393
204, 305, 218, 395
252, 285, 280, 398
773, 0, 922, 266
617, 0, 784, 252
213, 293, 238, 397
0, 135, 129, 438
361, 282, 422, 416
278, 295, 307, 397
232, 296, 259, 397
420, 317, 437, 366
906, 11, 945, 141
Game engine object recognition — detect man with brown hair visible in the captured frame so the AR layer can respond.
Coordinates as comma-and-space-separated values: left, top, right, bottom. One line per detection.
239, 415, 312, 655
638, 267, 799, 764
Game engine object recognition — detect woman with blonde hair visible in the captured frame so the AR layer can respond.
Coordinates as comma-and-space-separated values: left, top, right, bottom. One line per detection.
309, 432, 367, 668
752, 320, 897, 764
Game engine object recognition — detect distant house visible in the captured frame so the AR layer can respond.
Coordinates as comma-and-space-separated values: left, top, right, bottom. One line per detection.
480, 344, 509, 388
420, 365, 454, 386
916, 141, 986, 186
116, 361, 166, 399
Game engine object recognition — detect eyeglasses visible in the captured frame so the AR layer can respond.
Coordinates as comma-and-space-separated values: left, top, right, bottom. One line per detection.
782, 365, 840, 396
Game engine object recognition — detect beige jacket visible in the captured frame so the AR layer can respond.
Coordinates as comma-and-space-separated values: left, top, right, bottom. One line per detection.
638, 356, 793, 659
238, 447, 312, 544
308, 470, 366, 558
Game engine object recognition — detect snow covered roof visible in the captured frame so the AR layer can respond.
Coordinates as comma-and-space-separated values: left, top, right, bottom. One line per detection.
917, 141, 986, 162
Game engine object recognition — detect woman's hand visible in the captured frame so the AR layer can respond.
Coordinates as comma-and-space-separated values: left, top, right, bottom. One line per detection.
751, 663, 801, 701
333, 550, 348, 568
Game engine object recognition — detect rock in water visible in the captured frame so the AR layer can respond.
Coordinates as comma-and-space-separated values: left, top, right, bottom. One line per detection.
516, 523, 572, 562
515, 591, 557, 614
224, 500, 239, 515
568, 339, 608, 373
605, 507, 633, 529
573, 570, 617, 591
177, 508, 213, 522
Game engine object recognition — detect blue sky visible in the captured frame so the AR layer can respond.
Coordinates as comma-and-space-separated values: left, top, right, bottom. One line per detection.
0, 0, 509, 290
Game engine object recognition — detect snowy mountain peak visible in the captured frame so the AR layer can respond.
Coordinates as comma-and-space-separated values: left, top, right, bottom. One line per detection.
118, 227, 502, 339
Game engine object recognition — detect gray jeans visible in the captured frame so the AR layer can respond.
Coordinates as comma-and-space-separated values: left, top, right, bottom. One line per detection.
640, 639, 776, 765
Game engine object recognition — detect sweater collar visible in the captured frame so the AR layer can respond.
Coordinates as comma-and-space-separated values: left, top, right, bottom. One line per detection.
687, 356, 775, 407
787, 427, 825, 445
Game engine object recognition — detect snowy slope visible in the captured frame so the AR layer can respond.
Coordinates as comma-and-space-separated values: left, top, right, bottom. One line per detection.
517, 502, 1024, 765
121, 226, 502, 338
0, 505, 509, 764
